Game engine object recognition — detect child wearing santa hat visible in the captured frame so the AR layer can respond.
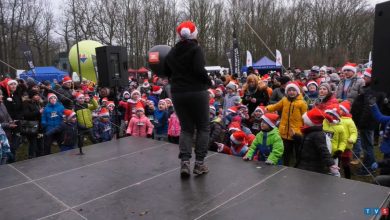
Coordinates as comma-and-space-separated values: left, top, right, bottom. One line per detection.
126, 103, 154, 138
323, 104, 347, 166
248, 105, 265, 135
217, 131, 250, 157
45, 109, 78, 152
74, 91, 99, 146
304, 80, 319, 110
266, 82, 308, 166
295, 108, 340, 176
94, 108, 113, 142
243, 113, 284, 165
148, 85, 162, 107
339, 100, 357, 179
153, 99, 169, 141
208, 105, 225, 152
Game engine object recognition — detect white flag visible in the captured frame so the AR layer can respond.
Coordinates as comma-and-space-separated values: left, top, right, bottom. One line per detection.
72, 72, 80, 82
246, 50, 253, 67
276, 49, 282, 67
368, 51, 372, 67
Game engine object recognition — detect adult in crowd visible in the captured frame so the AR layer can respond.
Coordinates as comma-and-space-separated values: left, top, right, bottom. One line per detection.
165, 21, 212, 177
269, 75, 290, 104
241, 75, 269, 115
56, 76, 74, 110
314, 83, 339, 111
336, 63, 365, 103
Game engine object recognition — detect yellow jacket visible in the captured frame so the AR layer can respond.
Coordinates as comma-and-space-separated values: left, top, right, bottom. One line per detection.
266, 94, 307, 140
323, 120, 347, 154
340, 117, 358, 150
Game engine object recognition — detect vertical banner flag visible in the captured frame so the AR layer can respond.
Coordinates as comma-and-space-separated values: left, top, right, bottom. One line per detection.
368, 51, 372, 67
246, 50, 252, 67
276, 49, 282, 67
22, 44, 35, 76
232, 31, 240, 75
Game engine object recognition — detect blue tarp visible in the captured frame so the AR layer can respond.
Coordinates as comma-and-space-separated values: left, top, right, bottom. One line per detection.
241, 56, 282, 72
19, 66, 69, 83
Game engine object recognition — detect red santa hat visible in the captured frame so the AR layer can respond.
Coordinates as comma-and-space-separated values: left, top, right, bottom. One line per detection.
324, 104, 341, 123
158, 99, 167, 106
106, 101, 115, 108
74, 92, 84, 100
339, 100, 352, 116
102, 97, 108, 103
7, 79, 18, 86
131, 90, 141, 97
302, 108, 326, 126
209, 105, 216, 116
254, 105, 266, 114
261, 113, 279, 128
142, 79, 150, 88
230, 131, 247, 145
176, 21, 198, 40
285, 82, 301, 94
227, 106, 239, 114
208, 89, 215, 98
215, 87, 224, 95
228, 121, 241, 132
135, 102, 144, 112
63, 109, 76, 120
123, 91, 131, 97
99, 108, 110, 117
306, 80, 318, 89
47, 93, 57, 100
341, 62, 357, 73
62, 76, 72, 84
262, 74, 270, 81
152, 85, 162, 95
165, 98, 172, 105
363, 68, 372, 78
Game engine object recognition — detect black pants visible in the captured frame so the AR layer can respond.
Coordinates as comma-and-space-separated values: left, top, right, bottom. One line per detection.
44, 133, 62, 155
283, 139, 299, 166
172, 90, 210, 161
26, 134, 43, 158
78, 128, 97, 148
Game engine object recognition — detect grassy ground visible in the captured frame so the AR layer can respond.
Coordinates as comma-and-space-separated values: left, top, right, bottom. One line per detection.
14, 136, 384, 185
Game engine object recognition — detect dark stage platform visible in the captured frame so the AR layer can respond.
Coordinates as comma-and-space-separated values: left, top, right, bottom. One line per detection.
0, 137, 389, 220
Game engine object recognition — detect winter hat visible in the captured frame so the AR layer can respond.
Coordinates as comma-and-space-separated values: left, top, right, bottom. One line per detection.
302, 108, 326, 126
232, 96, 241, 105
102, 97, 108, 103
131, 90, 141, 97
342, 62, 357, 73
135, 102, 144, 112
254, 105, 266, 114
158, 99, 167, 106
329, 73, 340, 82
123, 91, 130, 97
176, 21, 198, 40
324, 104, 341, 123
106, 101, 115, 108
152, 85, 162, 95
47, 93, 57, 100
99, 108, 110, 117
227, 106, 239, 114
228, 122, 242, 132
142, 79, 150, 88
165, 98, 172, 105
262, 74, 270, 81
7, 79, 18, 86
261, 113, 279, 128
319, 83, 331, 93
363, 68, 372, 78
75, 92, 84, 100
230, 131, 247, 145
320, 66, 327, 72
28, 90, 40, 99
208, 89, 215, 98
311, 66, 320, 73
339, 100, 352, 116
209, 105, 216, 116
215, 87, 223, 95
285, 82, 301, 94
277, 76, 291, 85
62, 76, 72, 84
226, 82, 237, 91
306, 80, 318, 89
63, 109, 76, 120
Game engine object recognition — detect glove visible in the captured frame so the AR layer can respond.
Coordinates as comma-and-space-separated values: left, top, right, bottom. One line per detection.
371, 162, 379, 170
329, 165, 340, 177
265, 159, 274, 165
332, 150, 342, 159
368, 96, 377, 106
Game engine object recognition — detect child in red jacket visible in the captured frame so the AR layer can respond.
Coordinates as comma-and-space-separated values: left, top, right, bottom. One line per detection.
126, 103, 154, 137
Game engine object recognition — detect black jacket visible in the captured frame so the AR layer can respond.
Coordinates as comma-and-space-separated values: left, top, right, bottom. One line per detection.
56, 85, 74, 110
351, 86, 385, 130
165, 39, 211, 93
295, 126, 335, 174
1, 86, 26, 120
242, 88, 269, 115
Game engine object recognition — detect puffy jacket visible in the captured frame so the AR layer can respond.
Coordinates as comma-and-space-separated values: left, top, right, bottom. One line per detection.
323, 120, 347, 154
0, 103, 13, 129
242, 88, 269, 115
269, 87, 285, 104
314, 94, 339, 111
74, 98, 99, 129
245, 127, 284, 164
340, 117, 358, 150
41, 102, 65, 132
153, 110, 168, 135
208, 117, 225, 151
45, 121, 78, 146
336, 76, 364, 103
266, 94, 307, 140
371, 104, 390, 154
168, 113, 181, 137
56, 85, 74, 110
295, 126, 335, 174
126, 115, 154, 137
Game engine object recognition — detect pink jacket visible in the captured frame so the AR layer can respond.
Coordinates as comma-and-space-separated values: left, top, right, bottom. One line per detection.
126, 115, 154, 137
168, 113, 181, 137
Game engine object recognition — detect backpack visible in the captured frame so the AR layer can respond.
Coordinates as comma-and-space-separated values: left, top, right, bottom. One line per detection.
168, 113, 181, 137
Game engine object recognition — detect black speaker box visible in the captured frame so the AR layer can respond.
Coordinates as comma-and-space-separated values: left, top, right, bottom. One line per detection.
372, 1, 390, 94
95, 46, 128, 88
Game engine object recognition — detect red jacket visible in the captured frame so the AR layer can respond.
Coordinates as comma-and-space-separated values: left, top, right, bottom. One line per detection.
126, 115, 154, 137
